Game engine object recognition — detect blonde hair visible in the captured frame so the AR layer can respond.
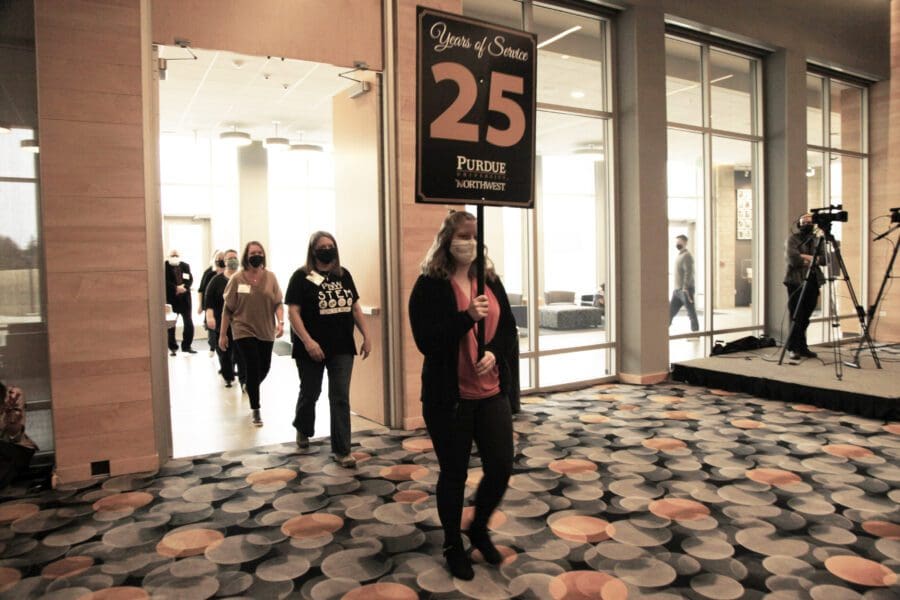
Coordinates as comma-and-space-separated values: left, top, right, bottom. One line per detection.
420, 210, 496, 280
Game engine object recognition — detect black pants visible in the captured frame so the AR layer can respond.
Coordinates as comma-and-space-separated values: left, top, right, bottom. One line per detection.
214, 328, 240, 384
786, 281, 820, 352
0, 441, 35, 490
233, 338, 273, 410
168, 303, 195, 351
423, 393, 513, 547
669, 286, 699, 331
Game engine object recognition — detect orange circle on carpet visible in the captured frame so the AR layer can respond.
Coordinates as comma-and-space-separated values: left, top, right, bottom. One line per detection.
548, 570, 628, 600
246, 468, 297, 485
822, 444, 873, 458
341, 582, 418, 600
649, 498, 710, 521
746, 468, 803, 488
549, 459, 598, 475
281, 513, 344, 539
824, 556, 897, 587
0, 503, 38, 525
643, 438, 687, 451
156, 529, 224, 557
92, 492, 154, 512
41, 556, 94, 579
551, 515, 610, 543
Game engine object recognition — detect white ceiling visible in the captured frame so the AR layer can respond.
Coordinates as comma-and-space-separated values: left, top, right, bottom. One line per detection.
158, 46, 357, 147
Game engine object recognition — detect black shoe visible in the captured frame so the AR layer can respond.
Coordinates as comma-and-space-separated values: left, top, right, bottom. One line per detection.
800, 348, 818, 358
468, 528, 502, 564
183, 348, 198, 354
225, 381, 233, 388
169, 349, 177, 356
788, 350, 802, 360
443, 544, 474, 580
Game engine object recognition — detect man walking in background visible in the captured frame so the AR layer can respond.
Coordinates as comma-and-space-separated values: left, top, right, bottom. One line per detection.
165, 249, 196, 355
669, 234, 699, 332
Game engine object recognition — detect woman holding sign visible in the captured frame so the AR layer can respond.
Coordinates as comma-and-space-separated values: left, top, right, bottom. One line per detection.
409, 210, 518, 580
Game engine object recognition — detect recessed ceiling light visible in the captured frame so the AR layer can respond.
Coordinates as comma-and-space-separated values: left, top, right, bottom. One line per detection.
570, 90, 585, 99
561, 55, 570, 60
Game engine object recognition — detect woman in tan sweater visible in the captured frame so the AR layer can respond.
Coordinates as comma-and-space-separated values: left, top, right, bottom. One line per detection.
220, 241, 284, 426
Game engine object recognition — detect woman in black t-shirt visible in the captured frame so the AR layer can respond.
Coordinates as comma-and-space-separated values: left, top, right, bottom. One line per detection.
205, 249, 242, 388
286, 231, 371, 468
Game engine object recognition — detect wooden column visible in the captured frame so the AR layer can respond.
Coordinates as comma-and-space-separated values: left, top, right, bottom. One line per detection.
35, 0, 159, 482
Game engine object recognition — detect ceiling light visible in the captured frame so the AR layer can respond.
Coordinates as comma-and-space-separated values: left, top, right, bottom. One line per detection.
806, 167, 816, 177
570, 90, 585, 99
290, 143, 323, 154
20, 139, 39, 153
264, 122, 290, 151
537, 25, 582, 50
220, 129, 252, 147
574, 143, 604, 160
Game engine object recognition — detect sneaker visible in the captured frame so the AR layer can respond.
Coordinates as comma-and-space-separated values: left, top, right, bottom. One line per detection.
335, 454, 356, 468
251, 409, 263, 427
788, 350, 802, 360
442, 543, 474, 580
208, 350, 215, 357
296, 432, 310, 449
184, 348, 198, 354
800, 348, 818, 358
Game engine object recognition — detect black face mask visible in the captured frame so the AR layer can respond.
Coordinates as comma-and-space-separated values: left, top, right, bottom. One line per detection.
799, 224, 814, 235
248, 255, 265, 268
315, 248, 337, 264
215, 259, 225, 268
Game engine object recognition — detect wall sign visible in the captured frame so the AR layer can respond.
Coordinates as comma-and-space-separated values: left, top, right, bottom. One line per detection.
416, 6, 536, 208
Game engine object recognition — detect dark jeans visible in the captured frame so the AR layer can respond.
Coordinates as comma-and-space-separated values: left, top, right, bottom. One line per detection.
0, 441, 35, 490
233, 338, 273, 410
423, 393, 514, 548
214, 328, 240, 384
786, 282, 820, 352
168, 303, 195, 351
294, 354, 354, 456
669, 286, 699, 331
206, 326, 217, 352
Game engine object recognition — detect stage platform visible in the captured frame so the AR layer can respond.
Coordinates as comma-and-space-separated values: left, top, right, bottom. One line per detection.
671, 342, 900, 420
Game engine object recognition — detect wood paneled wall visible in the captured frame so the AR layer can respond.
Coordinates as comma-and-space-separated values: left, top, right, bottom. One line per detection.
396, 0, 461, 430
151, 0, 383, 71
35, 0, 158, 482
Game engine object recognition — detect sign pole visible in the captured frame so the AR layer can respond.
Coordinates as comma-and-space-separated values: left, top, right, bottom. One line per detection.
477, 204, 485, 359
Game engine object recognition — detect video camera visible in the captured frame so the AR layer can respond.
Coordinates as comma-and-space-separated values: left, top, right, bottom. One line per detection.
810, 204, 849, 227
890, 207, 900, 224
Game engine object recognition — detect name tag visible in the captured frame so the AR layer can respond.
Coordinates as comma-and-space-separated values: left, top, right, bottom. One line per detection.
238, 284, 251, 294
306, 272, 325, 286
183, 274, 191, 281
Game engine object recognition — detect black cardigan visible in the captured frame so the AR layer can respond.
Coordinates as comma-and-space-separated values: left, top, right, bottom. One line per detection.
408, 273, 519, 410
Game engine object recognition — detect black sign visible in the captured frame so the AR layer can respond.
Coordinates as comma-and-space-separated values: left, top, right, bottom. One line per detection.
416, 7, 536, 208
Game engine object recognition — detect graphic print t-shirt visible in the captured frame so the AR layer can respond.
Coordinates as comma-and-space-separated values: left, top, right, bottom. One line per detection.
285, 267, 359, 360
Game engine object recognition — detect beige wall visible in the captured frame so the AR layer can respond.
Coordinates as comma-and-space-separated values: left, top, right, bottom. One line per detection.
36, 0, 158, 482
152, 0, 382, 70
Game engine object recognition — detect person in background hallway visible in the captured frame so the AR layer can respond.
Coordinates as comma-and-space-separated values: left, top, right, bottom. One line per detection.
206, 249, 241, 388
784, 213, 826, 360
165, 249, 196, 355
409, 210, 518, 581
668, 234, 700, 332
198, 250, 224, 356
1, 381, 38, 491
286, 231, 371, 469
220, 241, 283, 426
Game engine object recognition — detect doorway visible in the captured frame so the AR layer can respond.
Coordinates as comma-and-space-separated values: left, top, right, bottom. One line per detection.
157, 47, 385, 457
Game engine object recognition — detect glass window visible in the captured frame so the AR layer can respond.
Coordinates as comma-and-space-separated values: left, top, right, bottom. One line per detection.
805, 72, 868, 341
665, 38, 702, 127
463, 1, 615, 389
807, 75, 825, 146
667, 129, 705, 336
666, 35, 763, 359
535, 4, 607, 112
710, 49, 755, 135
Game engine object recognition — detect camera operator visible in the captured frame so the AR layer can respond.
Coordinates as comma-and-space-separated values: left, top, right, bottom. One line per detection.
783, 213, 827, 359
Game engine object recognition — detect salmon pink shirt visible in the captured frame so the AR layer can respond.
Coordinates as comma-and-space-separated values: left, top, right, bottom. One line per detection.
451, 278, 501, 399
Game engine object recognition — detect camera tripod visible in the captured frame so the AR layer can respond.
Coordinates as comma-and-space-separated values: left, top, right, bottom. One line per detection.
849, 221, 899, 366
778, 225, 880, 378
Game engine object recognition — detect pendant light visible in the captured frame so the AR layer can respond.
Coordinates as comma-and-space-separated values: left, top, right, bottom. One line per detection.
264, 122, 289, 151
220, 125, 252, 147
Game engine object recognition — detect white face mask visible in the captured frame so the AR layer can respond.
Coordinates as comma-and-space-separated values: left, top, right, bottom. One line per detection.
167, 256, 180, 266
449, 239, 477, 265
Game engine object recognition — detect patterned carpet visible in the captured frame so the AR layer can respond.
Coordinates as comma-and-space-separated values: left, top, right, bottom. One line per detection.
1, 382, 899, 599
